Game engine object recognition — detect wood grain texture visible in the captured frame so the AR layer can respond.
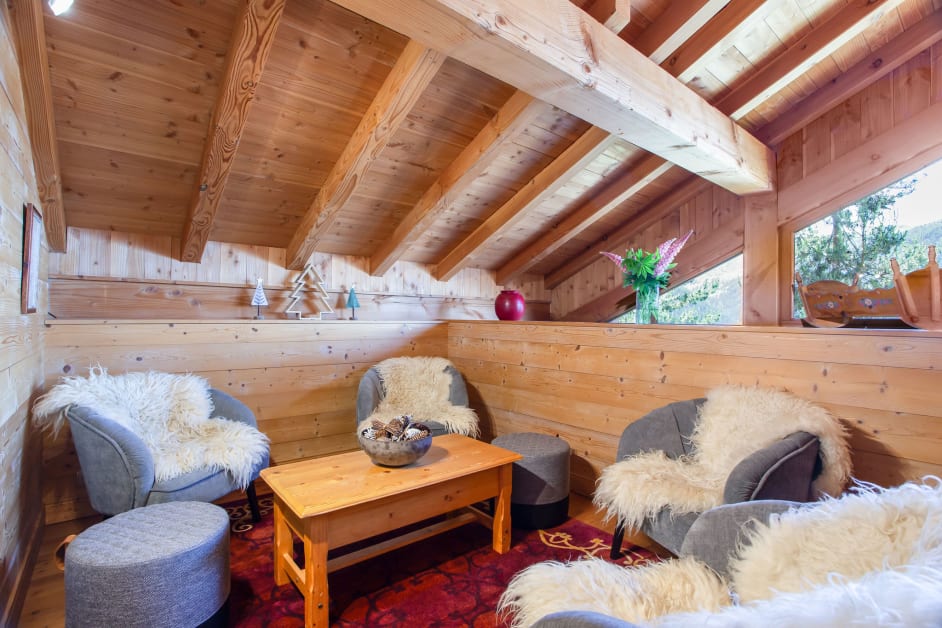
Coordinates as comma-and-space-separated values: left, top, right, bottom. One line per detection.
329, 0, 775, 195
742, 192, 779, 324
10, 0, 65, 252
180, 0, 286, 262
450, 321, 942, 492
633, 0, 731, 64
0, 4, 47, 624
286, 40, 445, 269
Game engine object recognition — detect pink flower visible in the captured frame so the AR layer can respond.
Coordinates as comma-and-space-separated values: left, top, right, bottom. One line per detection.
653, 230, 693, 277
600, 251, 625, 268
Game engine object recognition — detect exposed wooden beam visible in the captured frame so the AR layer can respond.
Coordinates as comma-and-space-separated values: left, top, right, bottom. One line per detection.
661, 0, 772, 83
545, 176, 710, 289
497, 153, 672, 284
286, 40, 445, 269
494, 0, 753, 285
633, 0, 730, 65
369, 91, 544, 277
742, 192, 778, 324
11, 0, 66, 252
715, 0, 907, 121
180, 0, 286, 263
436, 127, 618, 281
374, 0, 630, 278
584, 0, 631, 35
328, 0, 775, 195
758, 8, 942, 146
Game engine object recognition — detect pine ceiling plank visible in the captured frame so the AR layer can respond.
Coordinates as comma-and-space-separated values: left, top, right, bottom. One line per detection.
715, 0, 909, 120
661, 0, 775, 83
369, 91, 544, 276
584, 0, 632, 34
759, 7, 942, 145
633, 0, 731, 64
435, 126, 618, 281
327, 0, 775, 195
11, 0, 66, 252
497, 153, 673, 284
285, 40, 445, 269
179, 0, 286, 263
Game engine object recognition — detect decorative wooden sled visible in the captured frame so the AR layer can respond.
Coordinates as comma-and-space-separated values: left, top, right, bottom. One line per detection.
794, 273, 910, 329
891, 245, 941, 331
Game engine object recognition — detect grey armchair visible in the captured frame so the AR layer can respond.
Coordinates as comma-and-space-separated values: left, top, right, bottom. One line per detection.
66, 388, 267, 521
608, 398, 822, 560
356, 361, 471, 436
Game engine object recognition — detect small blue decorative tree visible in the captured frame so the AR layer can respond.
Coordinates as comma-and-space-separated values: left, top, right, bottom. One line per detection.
346, 284, 361, 320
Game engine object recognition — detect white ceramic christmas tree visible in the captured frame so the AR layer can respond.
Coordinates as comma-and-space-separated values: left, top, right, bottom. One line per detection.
251, 278, 268, 319
285, 264, 334, 319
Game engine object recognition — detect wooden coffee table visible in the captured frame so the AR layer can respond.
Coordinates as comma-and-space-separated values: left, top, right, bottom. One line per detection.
259, 434, 523, 627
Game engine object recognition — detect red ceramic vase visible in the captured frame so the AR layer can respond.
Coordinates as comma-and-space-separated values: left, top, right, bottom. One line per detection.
495, 289, 526, 320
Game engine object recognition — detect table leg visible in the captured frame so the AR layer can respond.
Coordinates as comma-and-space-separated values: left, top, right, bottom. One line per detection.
272, 498, 290, 586
303, 516, 329, 628
493, 463, 513, 554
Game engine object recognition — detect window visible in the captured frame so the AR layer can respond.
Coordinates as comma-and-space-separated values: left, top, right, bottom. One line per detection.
612, 255, 743, 325
792, 159, 942, 318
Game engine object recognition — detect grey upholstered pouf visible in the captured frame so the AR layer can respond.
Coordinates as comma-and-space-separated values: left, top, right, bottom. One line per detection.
492, 433, 571, 529
65, 501, 230, 628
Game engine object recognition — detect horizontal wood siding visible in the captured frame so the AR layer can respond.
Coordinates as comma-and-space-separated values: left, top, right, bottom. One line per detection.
0, 3, 47, 625
42, 320, 448, 523
449, 321, 942, 496
48, 227, 551, 321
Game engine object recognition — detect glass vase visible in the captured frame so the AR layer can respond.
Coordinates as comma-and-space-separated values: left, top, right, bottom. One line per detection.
634, 284, 660, 324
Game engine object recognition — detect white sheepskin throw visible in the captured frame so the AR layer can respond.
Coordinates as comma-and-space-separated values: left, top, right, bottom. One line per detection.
499, 556, 729, 627
363, 357, 479, 437
594, 385, 852, 530
32, 368, 268, 488
500, 479, 942, 627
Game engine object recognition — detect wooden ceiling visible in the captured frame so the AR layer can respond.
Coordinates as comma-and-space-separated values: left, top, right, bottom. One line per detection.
14, 0, 942, 287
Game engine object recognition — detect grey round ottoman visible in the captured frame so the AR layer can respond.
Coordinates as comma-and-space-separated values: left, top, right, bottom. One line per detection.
65, 501, 230, 628
492, 432, 571, 529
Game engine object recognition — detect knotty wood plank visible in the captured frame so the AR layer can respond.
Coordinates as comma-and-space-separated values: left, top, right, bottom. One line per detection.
10, 0, 66, 251
435, 127, 617, 281
633, 0, 731, 65
715, 0, 908, 120
286, 40, 445, 269
369, 91, 545, 277
759, 8, 942, 146
742, 192, 779, 324
180, 0, 286, 262
328, 0, 775, 195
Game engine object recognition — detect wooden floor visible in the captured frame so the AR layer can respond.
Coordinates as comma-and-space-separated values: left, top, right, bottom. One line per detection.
18, 493, 661, 627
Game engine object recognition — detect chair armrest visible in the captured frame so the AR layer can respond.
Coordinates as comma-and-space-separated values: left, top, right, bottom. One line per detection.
533, 611, 641, 628
680, 500, 799, 579
356, 367, 384, 425
616, 399, 704, 461
209, 388, 258, 428
66, 405, 155, 515
724, 431, 820, 504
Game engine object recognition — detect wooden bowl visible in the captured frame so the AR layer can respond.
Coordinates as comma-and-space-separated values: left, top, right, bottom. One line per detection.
358, 425, 432, 467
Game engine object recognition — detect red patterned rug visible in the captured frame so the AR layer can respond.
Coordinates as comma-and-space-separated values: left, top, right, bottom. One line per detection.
224, 497, 657, 627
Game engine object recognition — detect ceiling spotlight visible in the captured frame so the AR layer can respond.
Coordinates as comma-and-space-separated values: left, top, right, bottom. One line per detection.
48, 0, 73, 16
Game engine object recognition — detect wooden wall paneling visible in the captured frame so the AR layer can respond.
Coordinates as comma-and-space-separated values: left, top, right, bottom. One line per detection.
893, 48, 933, 123
0, 4, 46, 623
41, 320, 449, 522
48, 227, 551, 320
449, 322, 942, 493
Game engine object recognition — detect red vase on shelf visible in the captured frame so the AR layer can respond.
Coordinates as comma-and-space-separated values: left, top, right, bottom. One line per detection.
495, 290, 526, 320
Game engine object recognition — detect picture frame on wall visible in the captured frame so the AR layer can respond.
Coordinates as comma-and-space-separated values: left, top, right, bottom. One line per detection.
21, 203, 42, 314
